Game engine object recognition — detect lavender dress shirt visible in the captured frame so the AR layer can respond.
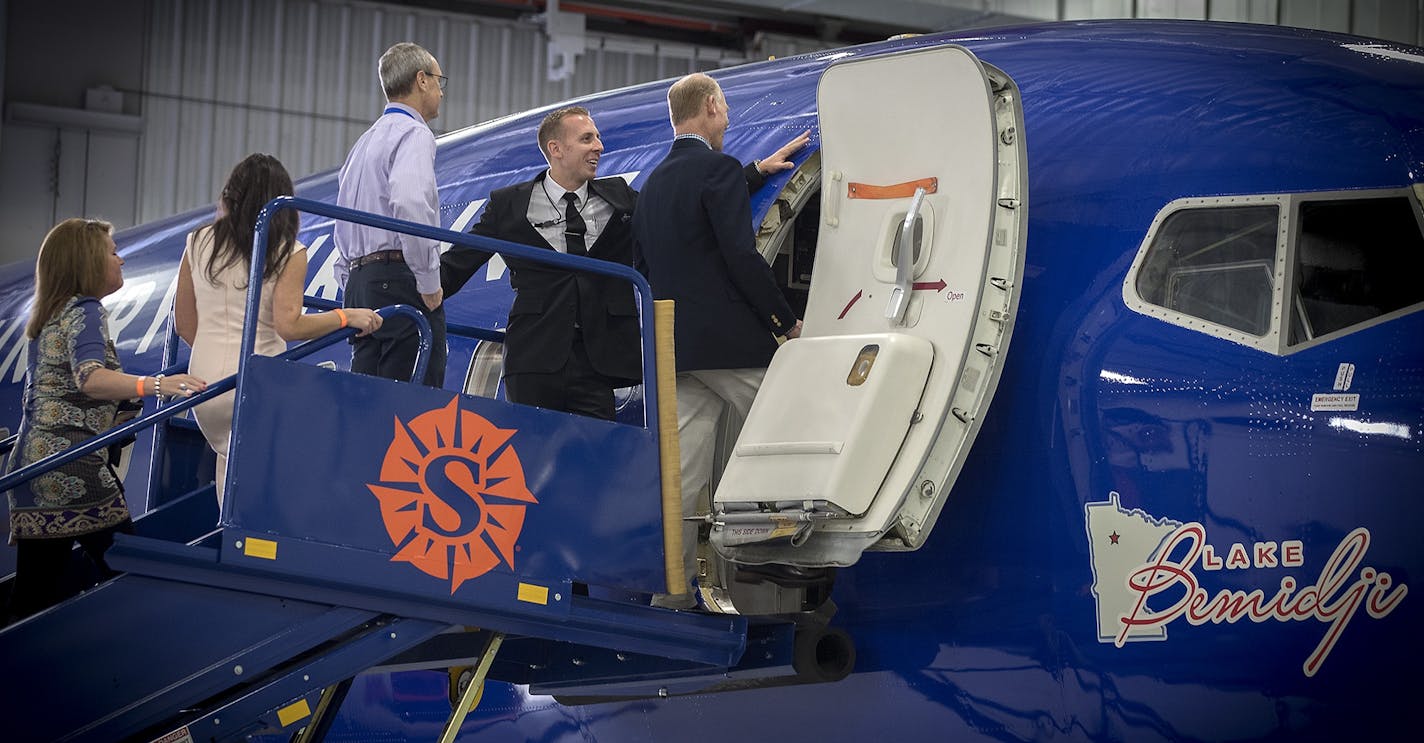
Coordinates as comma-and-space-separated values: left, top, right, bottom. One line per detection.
334, 102, 442, 295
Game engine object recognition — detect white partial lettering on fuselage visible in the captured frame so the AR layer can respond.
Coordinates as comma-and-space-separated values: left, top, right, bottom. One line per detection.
0, 270, 190, 380
440, 200, 485, 256
305, 234, 338, 300
0, 188, 582, 384
1085, 493, 1407, 677
0, 316, 27, 383
0, 277, 175, 379
137, 271, 179, 354
103, 280, 160, 353
305, 198, 490, 299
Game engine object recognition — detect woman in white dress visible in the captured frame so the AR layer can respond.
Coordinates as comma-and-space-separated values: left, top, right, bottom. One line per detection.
176, 154, 382, 505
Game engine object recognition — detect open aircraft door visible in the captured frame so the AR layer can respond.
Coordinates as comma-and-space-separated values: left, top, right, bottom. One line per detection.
712, 46, 1027, 569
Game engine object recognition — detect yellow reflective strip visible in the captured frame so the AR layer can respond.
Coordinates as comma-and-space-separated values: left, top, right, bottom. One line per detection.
517, 583, 549, 605
277, 698, 312, 727
243, 537, 278, 560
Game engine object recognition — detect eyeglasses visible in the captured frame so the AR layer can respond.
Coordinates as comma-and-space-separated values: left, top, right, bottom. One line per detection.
424, 70, 448, 90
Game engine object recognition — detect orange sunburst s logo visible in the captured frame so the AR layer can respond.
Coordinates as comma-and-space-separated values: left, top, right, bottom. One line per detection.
368, 396, 537, 594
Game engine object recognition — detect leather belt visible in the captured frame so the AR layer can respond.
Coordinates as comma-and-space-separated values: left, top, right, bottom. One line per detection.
350, 249, 404, 270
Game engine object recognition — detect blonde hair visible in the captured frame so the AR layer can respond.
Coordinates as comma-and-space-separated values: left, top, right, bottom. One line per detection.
537, 106, 591, 159
28, 219, 114, 339
667, 73, 721, 126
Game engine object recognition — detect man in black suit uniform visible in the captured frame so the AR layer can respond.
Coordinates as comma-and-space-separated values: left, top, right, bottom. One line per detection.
633, 73, 806, 606
442, 106, 809, 422
440, 107, 640, 420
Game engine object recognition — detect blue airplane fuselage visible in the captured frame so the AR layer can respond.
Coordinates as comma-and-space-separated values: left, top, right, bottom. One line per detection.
1, 19, 1420, 742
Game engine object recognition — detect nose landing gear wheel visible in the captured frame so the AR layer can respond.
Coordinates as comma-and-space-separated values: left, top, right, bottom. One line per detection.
448, 666, 486, 713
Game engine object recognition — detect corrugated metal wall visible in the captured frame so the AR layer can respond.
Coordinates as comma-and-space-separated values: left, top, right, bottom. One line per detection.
138, 0, 759, 223
1050, 0, 1422, 43
137, 0, 1423, 224
720, 0, 1422, 44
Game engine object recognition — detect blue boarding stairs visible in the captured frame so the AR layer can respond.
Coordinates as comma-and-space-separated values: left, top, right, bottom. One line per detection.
0, 197, 848, 743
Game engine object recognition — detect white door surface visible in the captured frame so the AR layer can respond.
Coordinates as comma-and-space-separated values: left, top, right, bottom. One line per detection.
713, 45, 1028, 568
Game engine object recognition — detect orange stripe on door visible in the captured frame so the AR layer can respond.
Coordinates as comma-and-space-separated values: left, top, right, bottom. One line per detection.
846, 177, 938, 200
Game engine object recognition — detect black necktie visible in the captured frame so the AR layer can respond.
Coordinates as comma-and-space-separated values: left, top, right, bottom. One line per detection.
562, 192, 586, 256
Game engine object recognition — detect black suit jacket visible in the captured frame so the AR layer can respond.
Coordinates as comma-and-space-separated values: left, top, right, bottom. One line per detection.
633, 138, 796, 372
440, 171, 642, 386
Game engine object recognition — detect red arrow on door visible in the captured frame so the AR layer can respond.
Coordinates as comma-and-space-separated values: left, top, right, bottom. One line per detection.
838, 290, 863, 319
913, 279, 946, 292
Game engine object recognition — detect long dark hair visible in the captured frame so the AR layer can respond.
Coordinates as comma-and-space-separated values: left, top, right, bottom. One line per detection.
204, 153, 299, 287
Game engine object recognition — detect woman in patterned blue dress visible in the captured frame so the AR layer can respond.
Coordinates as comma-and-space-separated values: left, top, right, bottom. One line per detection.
4, 218, 207, 621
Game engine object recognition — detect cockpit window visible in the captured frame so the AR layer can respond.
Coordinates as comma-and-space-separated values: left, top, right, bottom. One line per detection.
1133, 205, 1280, 336
1126, 189, 1424, 354
1290, 196, 1424, 344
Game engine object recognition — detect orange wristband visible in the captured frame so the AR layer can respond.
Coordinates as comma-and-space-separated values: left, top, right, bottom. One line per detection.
334, 308, 349, 329
136, 376, 146, 398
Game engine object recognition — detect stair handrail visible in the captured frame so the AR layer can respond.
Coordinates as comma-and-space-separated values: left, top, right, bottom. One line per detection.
303, 295, 505, 345
0, 305, 429, 496
247, 196, 663, 431
7, 193, 664, 508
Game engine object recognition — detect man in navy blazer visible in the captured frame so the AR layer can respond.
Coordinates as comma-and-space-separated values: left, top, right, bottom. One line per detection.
442, 105, 808, 422
633, 72, 806, 607
440, 107, 640, 420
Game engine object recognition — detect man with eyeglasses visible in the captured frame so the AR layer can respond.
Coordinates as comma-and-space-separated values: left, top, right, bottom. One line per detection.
334, 42, 449, 387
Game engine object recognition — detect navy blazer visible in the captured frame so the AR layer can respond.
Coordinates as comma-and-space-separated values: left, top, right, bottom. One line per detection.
633, 138, 796, 372
440, 171, 642, 386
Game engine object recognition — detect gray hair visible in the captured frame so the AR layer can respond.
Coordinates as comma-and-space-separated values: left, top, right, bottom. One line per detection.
379, 42, 436, 99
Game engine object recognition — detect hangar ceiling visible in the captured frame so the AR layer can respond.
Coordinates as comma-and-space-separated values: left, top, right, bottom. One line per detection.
424, 0, 1043, 48
2, 0, 1418, 266
598, 0, 1042, 34
417, 1, 1420, 55
419, 0, 1424, 53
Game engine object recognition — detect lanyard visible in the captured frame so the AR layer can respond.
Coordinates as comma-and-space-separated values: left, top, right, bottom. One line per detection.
384, 106, 418, 121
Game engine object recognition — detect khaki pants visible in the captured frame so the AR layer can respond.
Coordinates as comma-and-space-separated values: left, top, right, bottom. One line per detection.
670, 367, 765, 593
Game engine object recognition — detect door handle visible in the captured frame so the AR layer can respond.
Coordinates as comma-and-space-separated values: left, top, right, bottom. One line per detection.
885, 186, 928, 323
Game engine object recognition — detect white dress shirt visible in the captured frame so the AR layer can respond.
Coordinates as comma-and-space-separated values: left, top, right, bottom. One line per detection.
333, 102, 441, 294
528, 173, 613, 253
